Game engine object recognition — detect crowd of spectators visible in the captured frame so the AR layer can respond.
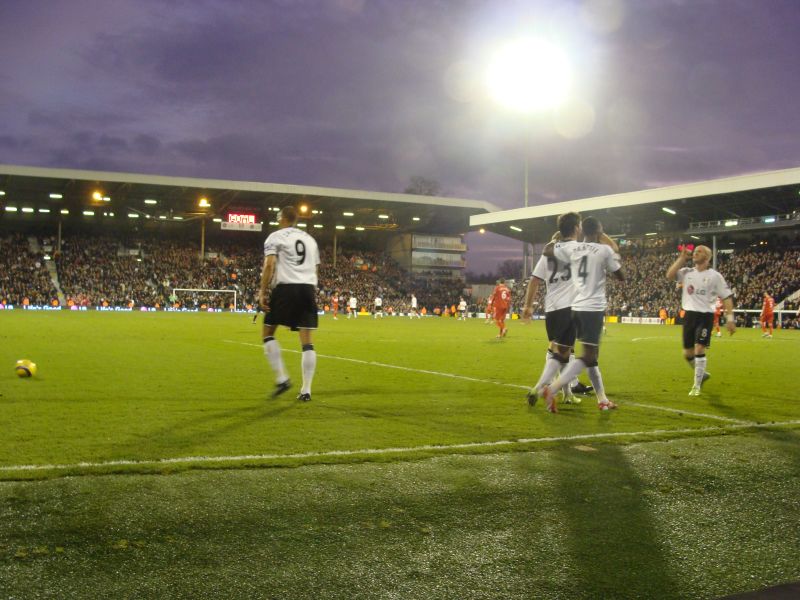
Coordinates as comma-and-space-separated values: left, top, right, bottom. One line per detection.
0, 234, 58, 306
2, 231, 799, 324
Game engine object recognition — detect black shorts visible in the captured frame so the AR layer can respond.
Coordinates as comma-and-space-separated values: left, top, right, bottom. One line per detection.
264, 284, 319, 331
682, 311, 714, 349
573, 310, 605, 346
545, 307, 576, 347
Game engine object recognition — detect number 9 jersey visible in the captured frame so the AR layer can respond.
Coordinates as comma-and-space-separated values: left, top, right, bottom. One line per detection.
263, 227, 320, 287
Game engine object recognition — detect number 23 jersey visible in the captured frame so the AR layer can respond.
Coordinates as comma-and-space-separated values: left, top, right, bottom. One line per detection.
263, 227, 320, 286
532, 254, 576, 312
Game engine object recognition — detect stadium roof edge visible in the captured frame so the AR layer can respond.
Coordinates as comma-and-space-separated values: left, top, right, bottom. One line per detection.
470, 166, 800, 227
0, 163, 499, 213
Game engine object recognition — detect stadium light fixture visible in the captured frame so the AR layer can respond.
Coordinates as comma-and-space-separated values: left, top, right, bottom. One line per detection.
645, 232, 657, 236
269, 221, 279, 226
83, 210, 95, 216
336, 225, 345, 230
4, 206, 17, 212
38, 208, 50, 213
509, 225, 522, 232
0, 190, 5, 196
49, 193, 63, 199
173, 216, 184, 220
198, 197, 211, 208
212, 218, 222, 223
313, 224, 323, 229
92, 191, 103, 201
378, 214, 389, 220
22, 207, 34, 213
479, 228, 485, 234
60, 209, 69, 215
102, 196, 111, 202
763, 216, 776, 223
355, 226, 365, 231
486, 38, 572, 113
158, 215, 167, 220
661, 207, 676, 215
690, 235, 700, 240
298, 223, 307, 228
343, 212, 354, 217
412, 217, 420, 221
128, 213, 140, 218
312, 209, 319, 214
144, 199, 157, 205
724, 220, 738, 227
299, 204, 308, 214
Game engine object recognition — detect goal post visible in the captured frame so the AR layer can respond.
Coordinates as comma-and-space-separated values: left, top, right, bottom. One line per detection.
172, 288, 238, 311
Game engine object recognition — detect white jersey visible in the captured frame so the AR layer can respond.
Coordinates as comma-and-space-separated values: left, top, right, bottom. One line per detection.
458, 300, 467, 311
553, 241, 621, 311
374, 297, 382, 307
411, 296, 418, 309
532, 254, 576, 312
263, 227, 320, 286
349, 296, 358, 309
677, 267, 732, 313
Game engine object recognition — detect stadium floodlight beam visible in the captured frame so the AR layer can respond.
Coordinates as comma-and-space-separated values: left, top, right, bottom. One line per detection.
662, 207, 676, 215
486, 37, 573, 279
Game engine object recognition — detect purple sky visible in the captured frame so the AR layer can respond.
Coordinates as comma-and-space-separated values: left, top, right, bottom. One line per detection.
2, 0, 799, 272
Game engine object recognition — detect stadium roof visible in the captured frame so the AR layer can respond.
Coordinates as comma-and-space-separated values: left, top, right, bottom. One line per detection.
0, 164, 498, 236
470, 167, 800, 242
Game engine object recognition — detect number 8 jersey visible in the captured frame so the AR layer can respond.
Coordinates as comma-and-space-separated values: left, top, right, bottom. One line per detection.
553, 241, 621, 311
263, 227, 320, 287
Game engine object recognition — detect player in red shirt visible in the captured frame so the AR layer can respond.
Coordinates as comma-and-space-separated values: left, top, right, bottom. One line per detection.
490, 279, 511, 338
713, 297, 723, 337
331, 291, 340, 320
761, 291, 775, 338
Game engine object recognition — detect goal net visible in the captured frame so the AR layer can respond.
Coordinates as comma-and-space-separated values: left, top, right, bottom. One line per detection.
171, 288, 238, 311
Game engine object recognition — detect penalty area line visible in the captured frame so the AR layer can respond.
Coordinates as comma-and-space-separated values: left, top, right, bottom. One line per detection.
2, 420, 799, 473
223, 339, 530, 390
224, 339, 752, 424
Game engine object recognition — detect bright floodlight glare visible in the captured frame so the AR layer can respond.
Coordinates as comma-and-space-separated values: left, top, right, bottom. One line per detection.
486, 39, 572, 112
662, 207, 676, 215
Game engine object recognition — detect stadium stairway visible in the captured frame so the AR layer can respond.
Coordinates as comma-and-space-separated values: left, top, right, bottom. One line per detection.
28, 236, 66, 306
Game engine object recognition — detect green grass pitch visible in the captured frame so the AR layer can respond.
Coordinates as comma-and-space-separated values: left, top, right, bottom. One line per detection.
1, 312, 799, 598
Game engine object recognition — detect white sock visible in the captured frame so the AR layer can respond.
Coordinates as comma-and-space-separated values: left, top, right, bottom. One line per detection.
301, 345, 316, 395
587, 366, 607, 401
693, 355, 707, 388
568, 354, 579, 388
549, 358, 585, 394
263, 338, 288, 384
534, 352, 563, 391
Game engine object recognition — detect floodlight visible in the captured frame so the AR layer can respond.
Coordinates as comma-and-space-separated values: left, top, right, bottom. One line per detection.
662, 207, 676, 215
336, 225, 345, 230
724, 220, 738, 227
38, 208, 50, 213
509, 225, 522, 232
83, 210, 95, 216
343, 212, 354, 217
479, 228, 485, 234
412, 217, 420, 221
92, 191, 103, 201
128, 213, 140, 218
21, 207, 34, 213
299, 204, 308, 213
4, 206, 17, 212
144, 199, 157, 205
49, 193, 63, 199
355, 226, 365, 231
313, 224, 323, 229
486, 38, 572, 113
60, 209, 69, 215
198, 198, 211, 208
378, 214, 389, 219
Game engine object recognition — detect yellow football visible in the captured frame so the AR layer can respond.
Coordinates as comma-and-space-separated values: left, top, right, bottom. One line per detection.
15, 359, 37, 378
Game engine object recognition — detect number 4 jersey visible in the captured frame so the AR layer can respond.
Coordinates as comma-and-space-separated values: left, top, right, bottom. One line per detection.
532, 254, 576, 312
263, 227, 320, 287
553, 241, 621, 311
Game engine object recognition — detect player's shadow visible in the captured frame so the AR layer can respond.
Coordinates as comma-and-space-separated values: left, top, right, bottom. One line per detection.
552, 444, 683, 598
111, 400, 298, 458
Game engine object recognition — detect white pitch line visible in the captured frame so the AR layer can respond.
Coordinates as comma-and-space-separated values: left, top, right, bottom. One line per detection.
224, 339, 754, 424
223, 339, 530, 390
2, 419, 799, 473
626, 402, 749, 424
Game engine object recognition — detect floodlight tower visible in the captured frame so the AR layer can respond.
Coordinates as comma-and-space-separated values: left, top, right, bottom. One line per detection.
486, 38, 572, 278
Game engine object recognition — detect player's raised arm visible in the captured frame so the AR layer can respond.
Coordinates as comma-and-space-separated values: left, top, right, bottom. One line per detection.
666, 246, 691, 281
542, 230, 561, 258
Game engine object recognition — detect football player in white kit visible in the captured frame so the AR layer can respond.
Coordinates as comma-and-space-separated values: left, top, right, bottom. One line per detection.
666, 244, 735, 396
348, 294, 358, 319
374, 294, 383, 318
523, 212, 585, 406
410, 294, 421, 318
259, 206, 320, 402
457, 297, 467, 320
541, 216, 624, 412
